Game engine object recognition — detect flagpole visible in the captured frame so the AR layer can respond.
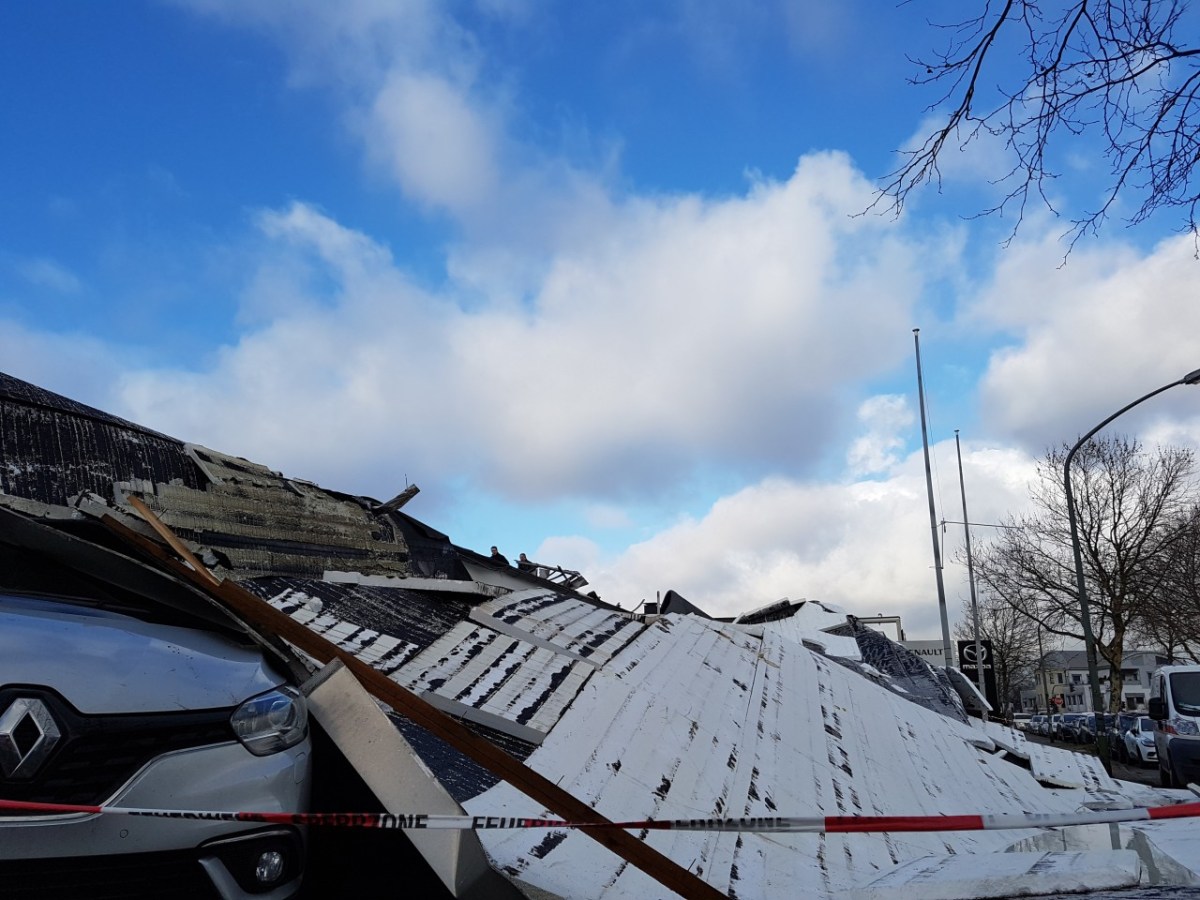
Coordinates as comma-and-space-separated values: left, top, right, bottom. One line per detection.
914, 329, 952, 667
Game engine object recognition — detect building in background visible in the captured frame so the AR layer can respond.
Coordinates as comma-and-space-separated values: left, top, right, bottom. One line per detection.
1024, 650, 1182, 713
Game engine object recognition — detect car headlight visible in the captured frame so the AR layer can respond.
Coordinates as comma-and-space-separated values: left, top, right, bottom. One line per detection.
1140, 735, 1155, 745
231, 686, 308, 756
1171, 717, 1200, 736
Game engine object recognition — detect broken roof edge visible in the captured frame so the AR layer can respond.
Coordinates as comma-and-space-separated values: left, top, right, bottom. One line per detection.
0, 370, 182, 444
323, 569, 506, 597
458, 551, 621, 612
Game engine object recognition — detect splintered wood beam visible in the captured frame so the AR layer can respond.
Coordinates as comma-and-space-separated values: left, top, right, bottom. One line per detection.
374, 483, 421, 514
104, 502, 727, 900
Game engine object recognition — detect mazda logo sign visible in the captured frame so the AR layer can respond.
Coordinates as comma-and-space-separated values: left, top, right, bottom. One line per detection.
960, 643, 990, 665
0, 697, 62, 779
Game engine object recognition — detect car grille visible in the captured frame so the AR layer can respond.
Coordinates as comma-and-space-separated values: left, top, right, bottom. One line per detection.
0, 686, 235, 811
0, 849, 220, 899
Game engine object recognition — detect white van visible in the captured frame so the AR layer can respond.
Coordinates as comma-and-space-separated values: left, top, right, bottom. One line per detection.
1149, 665, 1200, 787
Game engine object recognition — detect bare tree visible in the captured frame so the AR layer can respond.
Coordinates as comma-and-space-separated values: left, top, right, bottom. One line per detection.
1139, 503, 1200, 658
881, 1, 1200, 247
954, 589, 1042, 712
971, 436, 1196, 711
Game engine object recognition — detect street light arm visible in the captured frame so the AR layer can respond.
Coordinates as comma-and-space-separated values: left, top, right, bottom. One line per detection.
1064, 377, 1190, 472
1062, 366, 1200, 775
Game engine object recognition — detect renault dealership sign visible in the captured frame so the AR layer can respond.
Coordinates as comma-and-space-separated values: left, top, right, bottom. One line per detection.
901, 640, 949, 669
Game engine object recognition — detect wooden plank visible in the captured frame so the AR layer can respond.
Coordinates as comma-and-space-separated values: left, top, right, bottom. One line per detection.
102, 505, 726, 900
127, 494, 220, 586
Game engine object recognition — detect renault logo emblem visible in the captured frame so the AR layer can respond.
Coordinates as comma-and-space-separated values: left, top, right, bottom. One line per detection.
0, 697, 62, 779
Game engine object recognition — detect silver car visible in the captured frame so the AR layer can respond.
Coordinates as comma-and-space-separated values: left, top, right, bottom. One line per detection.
0, 591, 311, 899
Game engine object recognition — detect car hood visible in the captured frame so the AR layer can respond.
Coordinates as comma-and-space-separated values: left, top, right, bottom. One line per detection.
0, 595, 286, 713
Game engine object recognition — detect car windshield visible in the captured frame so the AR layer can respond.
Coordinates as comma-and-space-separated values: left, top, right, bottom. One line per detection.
1140, 717, 1155, 731
1169, 671, 1200, 715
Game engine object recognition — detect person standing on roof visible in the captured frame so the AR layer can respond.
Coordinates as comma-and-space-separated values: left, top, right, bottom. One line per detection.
517, 552, 535, 573
490, 546, 510, 566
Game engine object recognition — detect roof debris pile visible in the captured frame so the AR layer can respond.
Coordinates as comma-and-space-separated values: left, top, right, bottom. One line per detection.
3, 369, 1200, 899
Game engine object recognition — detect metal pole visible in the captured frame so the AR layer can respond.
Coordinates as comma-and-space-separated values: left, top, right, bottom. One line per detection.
913, 329, 953, 666
1064, 366, 1200, 773
956, 431, 987, 711
1037, 626, 1049, 714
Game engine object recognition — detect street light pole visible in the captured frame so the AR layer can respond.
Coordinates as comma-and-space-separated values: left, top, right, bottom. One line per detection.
1064, 367, 1200, 772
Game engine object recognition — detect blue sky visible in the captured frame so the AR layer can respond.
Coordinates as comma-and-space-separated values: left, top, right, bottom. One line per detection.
4, 1, 1200, 637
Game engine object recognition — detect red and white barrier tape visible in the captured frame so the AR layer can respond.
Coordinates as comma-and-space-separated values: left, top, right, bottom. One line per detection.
5, 798, 1200, 833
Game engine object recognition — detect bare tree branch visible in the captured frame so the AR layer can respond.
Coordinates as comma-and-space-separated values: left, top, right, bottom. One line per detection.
878, 1, 1200, 252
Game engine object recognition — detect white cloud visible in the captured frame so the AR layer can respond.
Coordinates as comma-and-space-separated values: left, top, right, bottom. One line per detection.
846, 393, 913, 475
971, 232, 1200, 450
363, 71, 502, 215
0, 321, 125, 410
576, 440, 1037, 633
180, 0, 518, 230
113, 149, 930, 503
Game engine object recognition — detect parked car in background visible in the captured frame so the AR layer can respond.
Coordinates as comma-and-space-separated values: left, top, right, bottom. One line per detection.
1060, 713, 1084, 742
0, 543, 312, 899
1029, 714, 1047, 736
1123, 716, 1159, 766
1049, 712, 1064, 739
1108, 713, 1141, 763
1075, 713, 1098, 744
1011, 713, 1033, 731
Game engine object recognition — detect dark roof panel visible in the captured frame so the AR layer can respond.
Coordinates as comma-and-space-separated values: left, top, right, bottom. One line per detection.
0, 373, 203, 506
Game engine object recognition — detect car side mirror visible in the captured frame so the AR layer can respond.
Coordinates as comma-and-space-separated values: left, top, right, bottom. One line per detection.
1149, 697, 1166, 719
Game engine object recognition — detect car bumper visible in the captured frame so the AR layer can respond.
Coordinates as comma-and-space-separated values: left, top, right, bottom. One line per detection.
0, 740, 310, 898
1163, 736, 1200, 784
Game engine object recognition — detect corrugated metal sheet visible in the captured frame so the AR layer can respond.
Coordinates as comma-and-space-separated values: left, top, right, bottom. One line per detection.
248, 577, 540, 801
247, 578, 475, 672
760, 603, 862, 660
465, 615, 1100, 899
394, 622, 594, 742
471, 589, 644, 666
975, 719, 1119, 792
250, 578, 610, 743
